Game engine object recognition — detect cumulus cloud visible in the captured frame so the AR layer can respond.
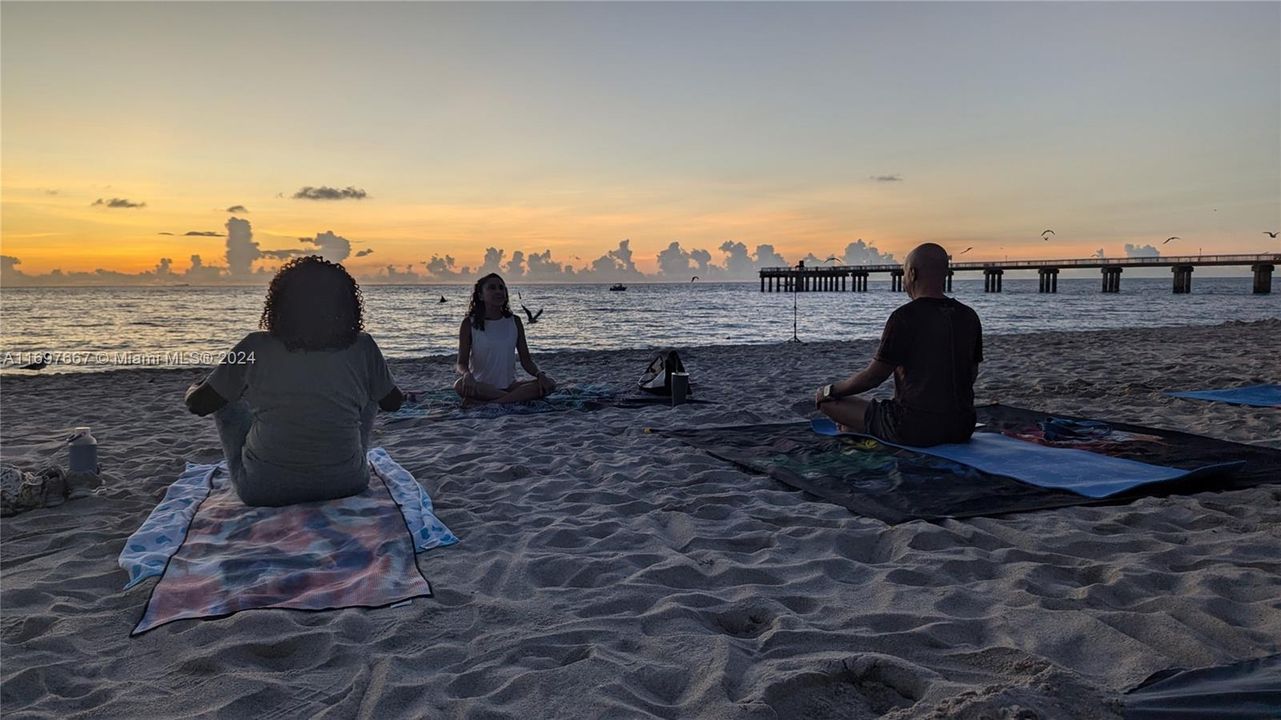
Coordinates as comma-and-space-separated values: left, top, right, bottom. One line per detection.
292, 186, 368, 201
607, 239, 640, 275
225, 217, 259, 277
355, 249, 374, 257
689, 248, 712, 275
871, 175, 903, 183
718, 242, 756, 277
1094, 248, 1106, 259
527, 250, 575, 281
505, 250, 526, 278
186, 254, 225, 282
184, 230, 222, 237
753, 244, 789, 268
1124, 243, 1160, 258
657, 241, 695, 279
299, 230, 352, 263
1, 253, 224, 286
382, 265, 420, 283
654, 242, 715, 279
477, 247, 506, 276
841, 239, 895, 265
2, 255, 27, 284
92, 197, 146, 208
424, 254, 463, 280
226, 205, 248, 213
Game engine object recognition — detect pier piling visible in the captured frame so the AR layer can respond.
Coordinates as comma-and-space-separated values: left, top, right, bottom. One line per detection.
1038, 268, 1060, 293
1101, 267, 1122, 293
1172, 265, 1194, 294
983, 268, 1004, 293
1252, 264, 1274, 294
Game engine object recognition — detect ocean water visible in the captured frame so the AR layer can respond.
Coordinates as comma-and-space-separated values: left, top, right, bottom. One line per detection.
1, 277, 1277, 374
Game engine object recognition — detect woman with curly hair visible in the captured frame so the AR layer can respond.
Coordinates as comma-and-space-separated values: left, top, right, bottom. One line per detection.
454, 273, 557, 403
184, 256, 404, 507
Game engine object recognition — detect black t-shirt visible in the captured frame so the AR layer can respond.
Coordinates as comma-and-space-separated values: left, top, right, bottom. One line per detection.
874, 297, 983, 418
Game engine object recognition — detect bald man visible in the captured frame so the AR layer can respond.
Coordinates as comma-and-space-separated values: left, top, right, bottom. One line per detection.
814, 243, 983, 446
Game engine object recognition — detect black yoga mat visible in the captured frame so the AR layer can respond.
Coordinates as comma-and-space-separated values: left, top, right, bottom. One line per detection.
664, 404, 1281, 524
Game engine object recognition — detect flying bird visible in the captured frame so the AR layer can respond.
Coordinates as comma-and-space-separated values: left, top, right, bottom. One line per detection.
1164, 236, 1180, 244
1265, 231, 1278, 238
521, 304, 544, 324
824, 256, 839, 263
1041, 229, 1055, 238
959, 247, 974, 255
690, 276, 699, 282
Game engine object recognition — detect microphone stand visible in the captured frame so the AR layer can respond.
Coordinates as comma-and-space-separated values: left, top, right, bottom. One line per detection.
787, 261, 803, 343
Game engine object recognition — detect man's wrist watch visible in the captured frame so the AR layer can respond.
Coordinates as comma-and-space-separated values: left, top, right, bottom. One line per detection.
819, 384, 835, 403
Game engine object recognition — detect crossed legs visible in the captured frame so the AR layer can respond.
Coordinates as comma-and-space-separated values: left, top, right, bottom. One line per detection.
818, 396, 871, 434
454, 375, 557, 404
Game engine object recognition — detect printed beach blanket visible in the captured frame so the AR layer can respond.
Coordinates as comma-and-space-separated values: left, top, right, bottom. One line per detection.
666, 405, 1281, 524
386, 384, 711, 423
811, 418, 1244, 498
123, 449, 457, 635
1167, 384, 1281, 408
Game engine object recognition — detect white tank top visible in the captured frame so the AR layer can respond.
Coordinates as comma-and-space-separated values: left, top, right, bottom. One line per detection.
469, 316, 517, 389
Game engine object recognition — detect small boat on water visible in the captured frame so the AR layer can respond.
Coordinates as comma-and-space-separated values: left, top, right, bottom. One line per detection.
609, 284, 627, 291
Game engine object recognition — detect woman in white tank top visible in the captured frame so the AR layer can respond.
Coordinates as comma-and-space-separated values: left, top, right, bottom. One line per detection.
454, 273, 558, 403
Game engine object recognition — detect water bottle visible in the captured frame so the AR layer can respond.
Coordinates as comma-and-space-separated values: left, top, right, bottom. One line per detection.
670, 372, 690, 407
68, 427, 98, 474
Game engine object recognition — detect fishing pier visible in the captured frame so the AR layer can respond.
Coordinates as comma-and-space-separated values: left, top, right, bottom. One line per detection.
758, 253, 1279, 295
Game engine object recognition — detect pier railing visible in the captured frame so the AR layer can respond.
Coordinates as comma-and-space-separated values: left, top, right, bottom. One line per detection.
758, 253, 1280, 294
760, 253, 1281, 274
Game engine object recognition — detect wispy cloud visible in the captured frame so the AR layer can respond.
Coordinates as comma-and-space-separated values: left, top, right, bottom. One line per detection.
355, 248, 374, 257
184, 231, 222, 237
259, 248, 305, 260
292, 186, 368, 201
226, 205, 248, 213
871, 175, 903, 183
92, 197, 146, 208
158, 232, 175, 235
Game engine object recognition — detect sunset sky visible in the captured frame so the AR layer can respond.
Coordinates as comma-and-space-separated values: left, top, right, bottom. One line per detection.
2, 2, 1278, 283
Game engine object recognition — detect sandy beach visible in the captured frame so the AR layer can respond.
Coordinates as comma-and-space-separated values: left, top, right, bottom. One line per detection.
1, 319, 1278, 719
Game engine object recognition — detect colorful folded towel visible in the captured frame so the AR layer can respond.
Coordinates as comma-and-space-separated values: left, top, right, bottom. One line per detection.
123, 449, 457, 635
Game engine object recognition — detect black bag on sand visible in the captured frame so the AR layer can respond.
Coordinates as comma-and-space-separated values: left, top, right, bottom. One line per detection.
638, 349, 690, 396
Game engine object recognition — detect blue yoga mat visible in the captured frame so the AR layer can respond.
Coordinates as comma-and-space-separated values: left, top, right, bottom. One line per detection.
1167, 384, 1281, 408
811, 419, 1244, 498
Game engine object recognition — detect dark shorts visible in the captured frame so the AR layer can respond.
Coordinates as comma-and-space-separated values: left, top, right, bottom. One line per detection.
864, 399, 976, 447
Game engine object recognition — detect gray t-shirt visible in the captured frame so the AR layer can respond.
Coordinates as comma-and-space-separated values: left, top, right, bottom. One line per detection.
207, 331, 397, 490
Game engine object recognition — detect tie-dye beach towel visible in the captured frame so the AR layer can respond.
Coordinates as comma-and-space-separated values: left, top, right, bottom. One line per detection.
128, 449, 457, 635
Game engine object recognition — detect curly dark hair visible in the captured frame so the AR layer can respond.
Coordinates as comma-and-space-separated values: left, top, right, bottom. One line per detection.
466, 272, 512, 330
260, 256, 364, 350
